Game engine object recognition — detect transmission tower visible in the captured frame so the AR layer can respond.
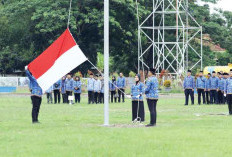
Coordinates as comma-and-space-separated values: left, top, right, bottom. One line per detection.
136, 0, 203, 75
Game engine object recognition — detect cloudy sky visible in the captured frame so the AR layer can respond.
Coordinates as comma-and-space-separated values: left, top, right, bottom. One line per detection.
197, 0, 232, 13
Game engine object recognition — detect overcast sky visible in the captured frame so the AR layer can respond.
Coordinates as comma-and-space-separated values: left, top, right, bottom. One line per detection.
196, 0, 232, 13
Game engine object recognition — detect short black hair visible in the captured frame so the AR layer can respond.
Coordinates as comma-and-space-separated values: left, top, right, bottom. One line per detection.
187, 70, 191, 73
149, 68, 156, 75
212, 71, 216, 73
199, 70, 203, 73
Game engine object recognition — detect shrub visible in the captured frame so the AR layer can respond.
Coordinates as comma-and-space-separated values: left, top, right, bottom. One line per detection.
164, 80, 171, 88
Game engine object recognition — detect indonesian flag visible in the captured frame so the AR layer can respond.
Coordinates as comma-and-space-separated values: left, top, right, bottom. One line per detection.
28, 28, 87, 92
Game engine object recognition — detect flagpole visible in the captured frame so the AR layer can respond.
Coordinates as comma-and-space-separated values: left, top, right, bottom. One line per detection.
104, 0, 109, 126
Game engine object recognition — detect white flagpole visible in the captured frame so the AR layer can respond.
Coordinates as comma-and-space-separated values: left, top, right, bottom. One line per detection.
104, 0, 109, 126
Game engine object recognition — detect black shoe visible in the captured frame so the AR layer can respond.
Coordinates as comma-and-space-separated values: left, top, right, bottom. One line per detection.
145, 124, 156, 127
32, 121, 40, 124
192, 104, 194, 105
184, 104, 188, 106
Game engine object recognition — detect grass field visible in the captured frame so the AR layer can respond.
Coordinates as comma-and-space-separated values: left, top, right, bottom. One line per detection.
1, 94, 232, 157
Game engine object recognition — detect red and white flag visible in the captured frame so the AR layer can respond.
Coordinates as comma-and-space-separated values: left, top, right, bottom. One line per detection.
28, 28, 87, 92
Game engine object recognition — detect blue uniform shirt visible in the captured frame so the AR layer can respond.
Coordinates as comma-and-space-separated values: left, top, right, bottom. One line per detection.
206, 78, 210, 90
131, 82, 145, 101
26, 70, 43, 96
183, 76, 195, 89
196, 76, 206, 89
87, 78, 94, 91
65, 78, 74, 91
145, 76, 159, 99
109, 80, 117, 91
224, 77, 232, 94
74, 80, 82, 93
53, 79, 61, 90
46, 86, 53, 93
117, 77, 126, 88
209, 76, 219, 90
61, 79, 66, 94
100, 79, 104, 93
93, 79, 101, 92
218, 78, 225, 91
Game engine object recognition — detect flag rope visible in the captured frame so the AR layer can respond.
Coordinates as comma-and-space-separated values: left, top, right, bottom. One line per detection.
67, 0, 73, 28
87, 59, 129, 98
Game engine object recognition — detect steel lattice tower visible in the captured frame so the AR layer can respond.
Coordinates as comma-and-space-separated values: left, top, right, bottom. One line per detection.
136, 0, 203, 75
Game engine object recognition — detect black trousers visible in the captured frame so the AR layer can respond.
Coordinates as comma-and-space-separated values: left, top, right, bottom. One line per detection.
94, 92, 100, 104
110, 91, 117, 103
88, 91, 94, 104
66, 91, 73, 104
184, 89, 194, 105
118, 88, 125, 103
205, 91, 210, 104
147, 99, 157, 125
62, 93, 67, 103
197, 89, 205, 105
210, 90, 218, 104
46, 93, 53, 103
31, 96, 42, 123
132, 101, 145, 122
227, 94, 232, 115
74, 93, 81, 103
99, 93, 104, 103
53, 89, 60, 104
218, 90, 224, 104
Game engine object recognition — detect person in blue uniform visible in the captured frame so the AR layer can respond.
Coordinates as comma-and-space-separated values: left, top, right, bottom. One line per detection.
117, 73, 126, 103
205, 73, 211, 104
109, 76, 117, 103
93, 75, 101, 104
87, 73, 94, 104
65, 74, 74, 104
25, 66, 43, 124
61, 76, 67, 103
45, 86, 53, 104
183, 70, 195, 105
224, 69, 232, 115
218, 72, 225, 104
53, 79, 61, 104
131, 74, 145, 122
99, 75, 104, 103
196, 71, 206, 105
209, 71, 219, 104
73, 76, 82, 103
145, 68, 159, 127
223, 73, 229, 104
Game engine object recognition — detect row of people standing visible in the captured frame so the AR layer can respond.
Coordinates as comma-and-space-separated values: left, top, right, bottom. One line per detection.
87, 73, 126, 104
184, 70, 229, 105
43, 74, 82, 104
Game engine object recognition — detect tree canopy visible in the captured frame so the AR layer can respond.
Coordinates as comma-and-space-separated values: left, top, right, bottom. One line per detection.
0, 0, 231, 75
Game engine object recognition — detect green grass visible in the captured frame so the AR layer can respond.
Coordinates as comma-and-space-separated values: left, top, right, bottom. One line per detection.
1, 94, 232, 157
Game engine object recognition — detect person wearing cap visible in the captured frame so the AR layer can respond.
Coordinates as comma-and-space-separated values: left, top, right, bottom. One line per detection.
196, 71, 206, 105
117, 73, 126, 103
209, 71, 219, 104
73, 76, 82, 103
93, 75, 101, 104
183, 70, 195, 105
145, 68, 159, 127
61, 76, 67, 103
109, 76, 117, 103
131, 74, 145, 122
218, 72, 225, 104
65, 74, 74, 104
53, 79, 61, 104
205, 73, 211, 104
224, 69, 232, 115
25, 66, 43, 124
87, 73, 95, 104
99, 75, 104, 103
